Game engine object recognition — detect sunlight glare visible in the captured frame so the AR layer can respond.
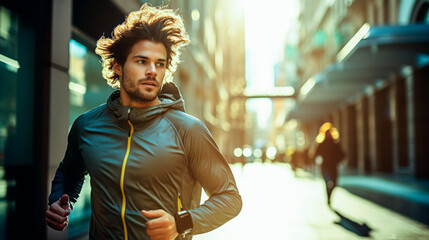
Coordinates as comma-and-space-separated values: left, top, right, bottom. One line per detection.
244, 0, 300, 129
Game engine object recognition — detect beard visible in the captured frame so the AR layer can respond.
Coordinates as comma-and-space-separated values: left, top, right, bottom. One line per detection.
120, 71, 162, 104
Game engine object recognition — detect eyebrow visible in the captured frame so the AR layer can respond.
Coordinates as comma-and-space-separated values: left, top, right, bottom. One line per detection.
132, 55, 166, 62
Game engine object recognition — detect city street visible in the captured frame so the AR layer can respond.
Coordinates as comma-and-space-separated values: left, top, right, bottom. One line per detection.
194, 162, 429, 240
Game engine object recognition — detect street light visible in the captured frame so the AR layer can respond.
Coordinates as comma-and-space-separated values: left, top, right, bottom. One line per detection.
253, 148, 263, 158
233, 148, 243, 157
243, 147, 252, 158
266, 146, 277, 160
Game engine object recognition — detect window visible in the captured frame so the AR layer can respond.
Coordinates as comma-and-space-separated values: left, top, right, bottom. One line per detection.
0, 5, 36, 239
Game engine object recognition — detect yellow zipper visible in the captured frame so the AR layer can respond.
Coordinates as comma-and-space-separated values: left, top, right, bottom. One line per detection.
120, 120, 134, 240
178, 193, 183, 212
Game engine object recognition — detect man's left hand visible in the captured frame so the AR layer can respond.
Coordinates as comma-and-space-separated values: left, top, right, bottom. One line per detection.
141, 209, 178, 240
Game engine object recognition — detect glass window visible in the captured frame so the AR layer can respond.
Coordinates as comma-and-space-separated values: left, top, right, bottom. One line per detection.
0, 5, 35, 240
69, 39, 112, 123
67, 38, 111, 239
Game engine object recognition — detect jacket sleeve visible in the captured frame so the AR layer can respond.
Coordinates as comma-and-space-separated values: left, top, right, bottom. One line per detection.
184, 120, 242, 234
48, 117, 88, 207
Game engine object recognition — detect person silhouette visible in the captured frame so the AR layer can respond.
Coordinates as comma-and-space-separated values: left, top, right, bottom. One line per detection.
314, 124, 345, 206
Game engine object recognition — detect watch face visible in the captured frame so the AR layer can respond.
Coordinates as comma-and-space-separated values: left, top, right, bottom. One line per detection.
179, 212, 193, 230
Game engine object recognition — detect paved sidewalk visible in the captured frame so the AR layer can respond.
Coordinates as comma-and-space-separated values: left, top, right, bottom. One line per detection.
194, 162, 429, 240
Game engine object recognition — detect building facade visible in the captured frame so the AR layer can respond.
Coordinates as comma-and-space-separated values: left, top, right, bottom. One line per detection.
291, 0, 429, 178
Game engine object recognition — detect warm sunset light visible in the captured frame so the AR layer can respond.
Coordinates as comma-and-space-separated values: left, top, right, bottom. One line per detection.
2, 0, 429, 239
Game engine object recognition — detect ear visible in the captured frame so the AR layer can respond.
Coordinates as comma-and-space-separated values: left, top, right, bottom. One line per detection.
113, 61, 122, 78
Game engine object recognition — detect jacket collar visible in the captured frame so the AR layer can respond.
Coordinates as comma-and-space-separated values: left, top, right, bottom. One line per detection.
107, 82, 185, 125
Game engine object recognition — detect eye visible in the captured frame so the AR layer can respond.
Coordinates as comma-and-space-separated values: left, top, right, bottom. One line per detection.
156, 62, 165, 68
137, 60, 146, 64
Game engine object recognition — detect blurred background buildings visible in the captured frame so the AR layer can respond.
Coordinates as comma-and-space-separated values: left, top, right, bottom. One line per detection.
292, 0, 429, 178
0, 0, 428, 239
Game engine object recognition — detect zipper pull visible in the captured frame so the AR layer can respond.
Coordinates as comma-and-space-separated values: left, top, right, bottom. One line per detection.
177, 193, 183, 212
128, 108, 132, 136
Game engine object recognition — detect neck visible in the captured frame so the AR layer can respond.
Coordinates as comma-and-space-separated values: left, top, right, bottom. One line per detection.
119, 90, 161, 108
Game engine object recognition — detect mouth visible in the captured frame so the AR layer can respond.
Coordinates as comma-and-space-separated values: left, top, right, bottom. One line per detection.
141, 80, 158, 87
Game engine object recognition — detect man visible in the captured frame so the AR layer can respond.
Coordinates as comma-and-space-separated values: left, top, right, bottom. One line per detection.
45, 4, 242, 240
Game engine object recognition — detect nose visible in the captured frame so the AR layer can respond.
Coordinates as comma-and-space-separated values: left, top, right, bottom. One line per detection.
146, 63, 157, 78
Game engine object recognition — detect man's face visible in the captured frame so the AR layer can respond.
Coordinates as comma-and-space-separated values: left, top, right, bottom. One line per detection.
114, 40, 167, 108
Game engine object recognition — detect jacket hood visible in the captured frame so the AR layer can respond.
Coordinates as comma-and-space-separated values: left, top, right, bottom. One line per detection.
107, 82, 185, 126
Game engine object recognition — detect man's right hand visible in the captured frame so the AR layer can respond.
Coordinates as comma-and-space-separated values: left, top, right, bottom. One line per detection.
45, 194, 71, 231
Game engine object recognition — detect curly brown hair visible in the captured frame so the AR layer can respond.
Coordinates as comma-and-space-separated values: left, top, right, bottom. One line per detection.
95, 4, 190, 89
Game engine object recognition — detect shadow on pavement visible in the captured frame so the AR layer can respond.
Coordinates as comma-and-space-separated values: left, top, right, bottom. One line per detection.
340, 185, 429, 226
333, 209, 373, 237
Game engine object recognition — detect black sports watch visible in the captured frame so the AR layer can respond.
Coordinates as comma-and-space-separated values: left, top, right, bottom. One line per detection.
175, 210, 193, 238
